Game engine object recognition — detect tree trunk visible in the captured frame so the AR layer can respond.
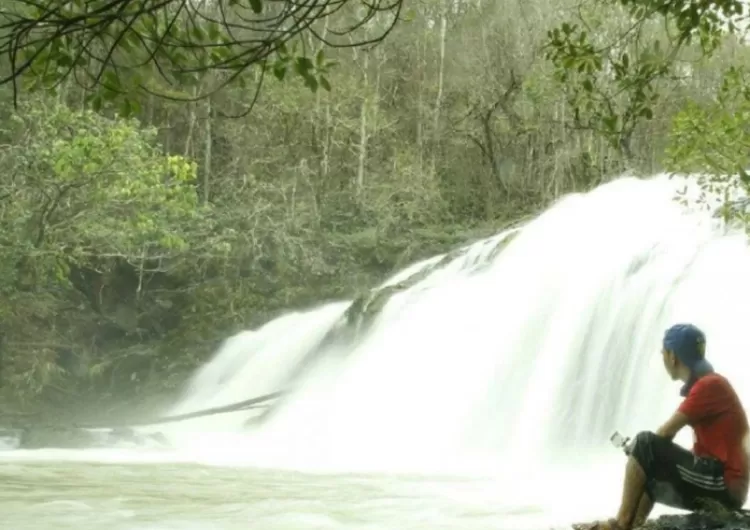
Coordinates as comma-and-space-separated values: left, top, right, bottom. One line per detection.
356, 49, 369, 193
416, 23, 427, 176
184, 87, 199, 157
431, 11, 448, 172
203, 97, 212, 205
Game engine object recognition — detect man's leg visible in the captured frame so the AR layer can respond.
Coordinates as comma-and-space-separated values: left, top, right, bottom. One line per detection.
614, 456, 648, 529
632, 493, 654, 527
609, 430, 693, 529
582, 432, 716, 530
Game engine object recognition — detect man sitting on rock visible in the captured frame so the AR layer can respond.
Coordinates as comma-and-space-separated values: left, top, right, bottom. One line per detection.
584, 323, 749, 530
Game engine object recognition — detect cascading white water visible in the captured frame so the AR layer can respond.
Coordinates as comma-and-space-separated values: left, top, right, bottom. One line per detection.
6, 172, 750, 528
159, 172, 750, 499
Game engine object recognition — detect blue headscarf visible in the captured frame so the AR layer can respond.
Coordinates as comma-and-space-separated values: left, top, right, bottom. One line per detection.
663, 323, 714, 396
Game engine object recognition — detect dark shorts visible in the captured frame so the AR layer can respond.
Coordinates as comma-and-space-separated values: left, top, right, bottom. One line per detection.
630, 431, 741, 511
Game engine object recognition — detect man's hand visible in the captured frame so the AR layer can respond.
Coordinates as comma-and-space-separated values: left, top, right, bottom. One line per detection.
656, 411, 690, 440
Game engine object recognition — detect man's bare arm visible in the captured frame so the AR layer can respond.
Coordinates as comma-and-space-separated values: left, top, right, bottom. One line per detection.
655, 411, 690, 440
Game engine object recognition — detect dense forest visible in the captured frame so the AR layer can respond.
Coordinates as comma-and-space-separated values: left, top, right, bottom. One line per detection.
1, 0, 749, 412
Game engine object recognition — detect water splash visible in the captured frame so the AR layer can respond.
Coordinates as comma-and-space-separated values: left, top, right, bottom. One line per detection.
158, 174, 750, 480
5, 173, 750, 525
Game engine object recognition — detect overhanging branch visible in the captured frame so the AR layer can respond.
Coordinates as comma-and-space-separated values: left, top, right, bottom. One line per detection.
0, 0, 405, 106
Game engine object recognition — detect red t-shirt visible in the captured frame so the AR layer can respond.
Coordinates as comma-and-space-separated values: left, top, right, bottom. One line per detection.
678, 373, 749, 489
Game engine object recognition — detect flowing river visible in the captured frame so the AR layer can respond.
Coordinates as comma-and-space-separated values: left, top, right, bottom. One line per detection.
0, 454, 645, 529
3, 174, 750, 529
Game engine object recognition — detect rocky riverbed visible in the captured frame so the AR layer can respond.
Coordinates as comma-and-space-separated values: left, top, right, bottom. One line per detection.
644, 510, 750, 530
0, 425, 169, 450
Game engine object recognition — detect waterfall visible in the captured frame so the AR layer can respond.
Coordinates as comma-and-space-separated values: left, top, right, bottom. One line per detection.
161, 173, 750, 491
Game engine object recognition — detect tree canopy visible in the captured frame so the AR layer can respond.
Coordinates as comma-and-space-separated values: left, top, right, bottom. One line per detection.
0, 0, 404, 111
546, 0, 750, 216
3, 0, 750, 413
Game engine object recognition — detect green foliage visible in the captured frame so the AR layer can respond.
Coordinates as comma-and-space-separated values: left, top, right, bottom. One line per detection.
0, 100, 212, 400
544, 0, 747, 162
6, 0, 748, 414
666, 66, 750, 176
0, 0, 385, 111
545, 20, 667, 159
268, 44, 336, 94
617, 0, 746, 49
544, 0, 750, 237
665, 66, 750, 221
1, 101, 204, 280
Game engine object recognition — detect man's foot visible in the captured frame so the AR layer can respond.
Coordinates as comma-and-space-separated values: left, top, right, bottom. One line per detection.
572, 518, 626, 530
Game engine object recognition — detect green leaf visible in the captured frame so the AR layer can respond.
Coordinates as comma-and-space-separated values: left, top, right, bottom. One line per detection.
295, 56, 314, 76
305, 76, 318, 92
90, 94, 103, 111
249, 0, 263, 13
102, 88, 119, 101
319, 76, 331, 91
192, 24, 205, 41
103, 70, 120, 90
273, 62, 286, 81
602, 114, 618, 132
119, 98, 141, 118
207, 22, 221, 41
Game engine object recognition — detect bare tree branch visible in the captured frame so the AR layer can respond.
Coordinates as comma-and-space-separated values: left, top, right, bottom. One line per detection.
0, 0, 405, 107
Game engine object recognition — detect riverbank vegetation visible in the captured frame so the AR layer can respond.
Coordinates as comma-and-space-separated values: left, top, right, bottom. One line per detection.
1, 0, 747, 412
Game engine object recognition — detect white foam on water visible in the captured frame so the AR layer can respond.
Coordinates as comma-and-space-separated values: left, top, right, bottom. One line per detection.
4, 172, 750, 527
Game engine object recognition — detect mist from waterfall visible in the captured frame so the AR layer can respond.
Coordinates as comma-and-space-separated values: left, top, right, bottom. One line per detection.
7, 173, 749, 528
160, 174, 750, 493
